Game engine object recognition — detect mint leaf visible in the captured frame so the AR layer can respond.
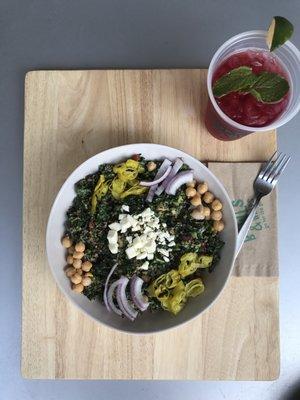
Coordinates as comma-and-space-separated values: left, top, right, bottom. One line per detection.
250, 71, 289, 103
213, 67, 258, 97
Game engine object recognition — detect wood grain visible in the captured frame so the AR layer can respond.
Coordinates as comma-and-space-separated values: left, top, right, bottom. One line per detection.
22, 70, 279, 380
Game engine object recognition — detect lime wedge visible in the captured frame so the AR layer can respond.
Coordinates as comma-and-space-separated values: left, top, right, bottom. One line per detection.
266, 16, 294, 51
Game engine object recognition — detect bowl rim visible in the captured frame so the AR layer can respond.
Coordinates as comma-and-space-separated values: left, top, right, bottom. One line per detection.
46, 143, 238, 335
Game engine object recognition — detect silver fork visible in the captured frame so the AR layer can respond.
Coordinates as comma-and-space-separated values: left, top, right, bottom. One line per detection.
236, 151, 291, 257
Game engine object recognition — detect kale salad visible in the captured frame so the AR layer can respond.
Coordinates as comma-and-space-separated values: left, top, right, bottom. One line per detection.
61, 155, 225, 321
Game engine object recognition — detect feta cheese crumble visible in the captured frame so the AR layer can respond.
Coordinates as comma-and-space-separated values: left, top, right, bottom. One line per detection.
106, 207, 175, 267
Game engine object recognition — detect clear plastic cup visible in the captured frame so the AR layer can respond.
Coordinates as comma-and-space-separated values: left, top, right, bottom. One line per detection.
205, 30, 300, 141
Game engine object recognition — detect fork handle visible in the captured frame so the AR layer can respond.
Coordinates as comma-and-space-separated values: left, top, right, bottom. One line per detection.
235, 196, 261, 258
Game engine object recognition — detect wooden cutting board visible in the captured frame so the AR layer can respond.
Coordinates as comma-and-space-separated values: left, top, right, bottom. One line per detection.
22, 69, 279, 380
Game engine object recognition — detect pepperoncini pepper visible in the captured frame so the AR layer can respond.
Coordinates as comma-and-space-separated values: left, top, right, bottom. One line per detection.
147, 253, 211, 315
91, 175, 109, 214
90, 158, 147, 211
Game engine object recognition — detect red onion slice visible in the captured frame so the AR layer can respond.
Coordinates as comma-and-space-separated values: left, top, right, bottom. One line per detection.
116, 276, 138, 321
146, 185, 157, 203
165, 170, 194, 195
103, 263, 118, 312
146, 158, 172, 202
130, 275, 149, 311
140, 165, 172, 187
156, 157, 184, 195
107, 280, 122, 316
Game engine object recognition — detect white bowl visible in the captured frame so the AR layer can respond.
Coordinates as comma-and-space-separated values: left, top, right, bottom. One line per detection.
46, 143, 237, 334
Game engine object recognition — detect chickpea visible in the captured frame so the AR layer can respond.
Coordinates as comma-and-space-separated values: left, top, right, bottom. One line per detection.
72, 283, 84, 293
82, 261, 92, 272
211, 210, 223, 221
185, 187, 197, 198
191, 207, 205, 220
203, 206, 211, 218
66, 255, 74, 264
77, 268, 83, 276
213, 220, 225, 232
65, 266, 76, 277
75, 242, 85, 252
68, 246, 75, 255
203, 191, 214, 204
82, 276, 92, 287
186, 180, 196, 188
147, 161, 157, 172
197, 182, 208, 195
211, 199, 223, 211
73, 259, 82, 269
70, 273, 82, 285
73, 251, 84, 260
61, 236, 72, 248
190, 194, 202, 207
84, 272, 93, 278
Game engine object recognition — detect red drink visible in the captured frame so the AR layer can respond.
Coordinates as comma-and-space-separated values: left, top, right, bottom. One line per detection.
213, 50, 289, 127
206, 31, 300, 141
206, 49, 291, 140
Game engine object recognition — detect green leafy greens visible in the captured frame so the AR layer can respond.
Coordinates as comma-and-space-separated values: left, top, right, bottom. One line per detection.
65, 158, 224, 311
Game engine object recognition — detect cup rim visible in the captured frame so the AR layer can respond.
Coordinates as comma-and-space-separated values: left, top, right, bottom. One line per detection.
207, 30, 300, 132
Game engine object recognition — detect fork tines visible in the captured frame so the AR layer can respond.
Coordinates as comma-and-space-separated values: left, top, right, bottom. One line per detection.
259, 151, 291, 185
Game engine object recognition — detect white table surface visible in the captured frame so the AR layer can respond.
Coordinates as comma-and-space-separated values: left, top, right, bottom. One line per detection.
1, 1, 300, 399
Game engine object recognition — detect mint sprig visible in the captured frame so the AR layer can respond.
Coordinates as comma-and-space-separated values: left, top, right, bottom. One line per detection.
213, 66, 289, 103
